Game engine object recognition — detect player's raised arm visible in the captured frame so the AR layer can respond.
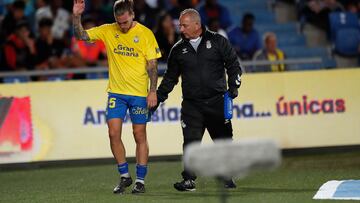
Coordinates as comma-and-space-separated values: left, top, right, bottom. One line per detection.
146, 59, 158, 109
72, 0, 89, 41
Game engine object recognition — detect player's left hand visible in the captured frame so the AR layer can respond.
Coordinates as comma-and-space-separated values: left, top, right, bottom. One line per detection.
147, 91, 157, 109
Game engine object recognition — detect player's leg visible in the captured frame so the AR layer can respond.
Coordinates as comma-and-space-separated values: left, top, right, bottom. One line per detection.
174, 100, 205, 192
204, 95, 236, 189
203, 94, 233, 140
106, 93, 133, 194
129, 96, 150, 194
108, 119, 126, 166
131, 123, 148, 194
206, 116, 236, 188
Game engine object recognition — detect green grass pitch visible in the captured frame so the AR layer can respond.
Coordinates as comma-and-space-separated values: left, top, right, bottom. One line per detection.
1, 151, 360, 203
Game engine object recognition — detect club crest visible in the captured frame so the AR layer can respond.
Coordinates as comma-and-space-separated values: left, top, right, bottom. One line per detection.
206, 40, 212, 49
134, 36, 139, 43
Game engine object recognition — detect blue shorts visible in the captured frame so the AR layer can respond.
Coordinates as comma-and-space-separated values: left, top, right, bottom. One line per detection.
106, 93, 150, 124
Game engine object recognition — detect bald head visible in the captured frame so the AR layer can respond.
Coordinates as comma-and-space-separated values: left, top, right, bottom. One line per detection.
179, 9, 202, 39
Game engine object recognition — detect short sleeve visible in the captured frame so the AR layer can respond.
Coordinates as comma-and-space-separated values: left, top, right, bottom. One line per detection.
144, 30, 162, 60
86, 24, 106, 42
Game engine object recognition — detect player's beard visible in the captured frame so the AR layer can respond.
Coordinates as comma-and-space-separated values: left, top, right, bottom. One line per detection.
120, 20, 134, 33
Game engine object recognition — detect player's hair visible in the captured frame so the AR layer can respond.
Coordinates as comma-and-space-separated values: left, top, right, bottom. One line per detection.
180, 8, 201, 24
113, 0, 134, 16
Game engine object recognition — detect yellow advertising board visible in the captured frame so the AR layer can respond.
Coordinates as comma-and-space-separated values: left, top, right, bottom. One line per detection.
0, 68, 359, 163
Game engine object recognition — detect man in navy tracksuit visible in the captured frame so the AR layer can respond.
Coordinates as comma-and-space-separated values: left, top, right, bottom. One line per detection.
155, 8, 242, 191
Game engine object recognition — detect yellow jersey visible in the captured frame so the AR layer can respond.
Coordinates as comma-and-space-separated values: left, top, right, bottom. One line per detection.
267, 49, 285, 72
86, 22, 161, 97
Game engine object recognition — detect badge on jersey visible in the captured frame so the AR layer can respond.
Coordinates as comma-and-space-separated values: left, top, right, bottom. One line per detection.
206, 40, 212, 49
134, 36, 139, 43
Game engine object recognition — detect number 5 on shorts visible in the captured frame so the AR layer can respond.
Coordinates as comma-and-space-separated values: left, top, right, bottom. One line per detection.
109, 98, 116, 108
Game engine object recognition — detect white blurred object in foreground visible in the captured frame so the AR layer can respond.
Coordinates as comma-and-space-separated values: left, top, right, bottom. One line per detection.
184, 138, 282, 179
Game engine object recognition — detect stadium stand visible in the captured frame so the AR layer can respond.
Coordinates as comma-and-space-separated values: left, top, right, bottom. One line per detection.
329, 12, 359, 41
86, 72, 109, 80
2, 76, 30, 83
0, 0, 359, 82
334, 27, 360, 56
224, 0, 339, 71
329, 12, 360, 56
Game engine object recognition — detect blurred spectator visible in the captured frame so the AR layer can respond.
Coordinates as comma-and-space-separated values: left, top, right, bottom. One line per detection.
301, 0, 344, 32
35, 0, 70, 40
345, 1, 358, 13
207, 17, 228, 39
0, 0, 15, 17
228, 13, 261, 60
167, 0, 193, 33
169, 0, 193, 20
24, 0, 36, 17
22, 0, 48, 34
71, 16, 107, 67
146, 0, 158, 8
35, 0, 46, 8
134, 0, 158, 30
0, 20, 36, 72
35, 17, 68, 71
0, 0, 10, 18
84, 0, 113, 25
253, 32, 286, 72
0, 0, 28, 42
345, 1, 360, 18
198, 0, 232, 30
61, 0, 74, 12
154, 12, 180, 62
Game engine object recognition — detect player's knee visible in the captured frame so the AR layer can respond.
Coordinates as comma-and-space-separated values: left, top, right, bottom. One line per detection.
108, 129, 121, 140
133, 129, 146, 144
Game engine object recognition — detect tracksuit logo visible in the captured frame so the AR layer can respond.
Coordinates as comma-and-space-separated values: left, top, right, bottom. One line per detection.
181, 120, 187, 128
236, 74, 241, 86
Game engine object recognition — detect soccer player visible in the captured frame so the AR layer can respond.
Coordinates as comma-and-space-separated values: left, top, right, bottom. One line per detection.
73, 0, 161, 194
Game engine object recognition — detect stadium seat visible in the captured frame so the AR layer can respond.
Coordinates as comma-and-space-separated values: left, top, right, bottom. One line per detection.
47, 75, 66, 81
322, 58, 337, 69
3, 76, 31, 83
231, 10, 276, 25
281, 46, 333, 71
287, 57, 337, 71
334, 28, 360, 56
287, 63, 322, 71
329, 12, 359, 41
256, 23, 298, 35
86, 72, 108, 80
222, 1, 269, 10
277, 34, 306, 47
281, 46, 329, 58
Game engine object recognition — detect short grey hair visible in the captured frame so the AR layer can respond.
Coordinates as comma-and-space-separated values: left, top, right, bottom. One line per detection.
180, 8, 201, 24
262, 32, 277, 43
